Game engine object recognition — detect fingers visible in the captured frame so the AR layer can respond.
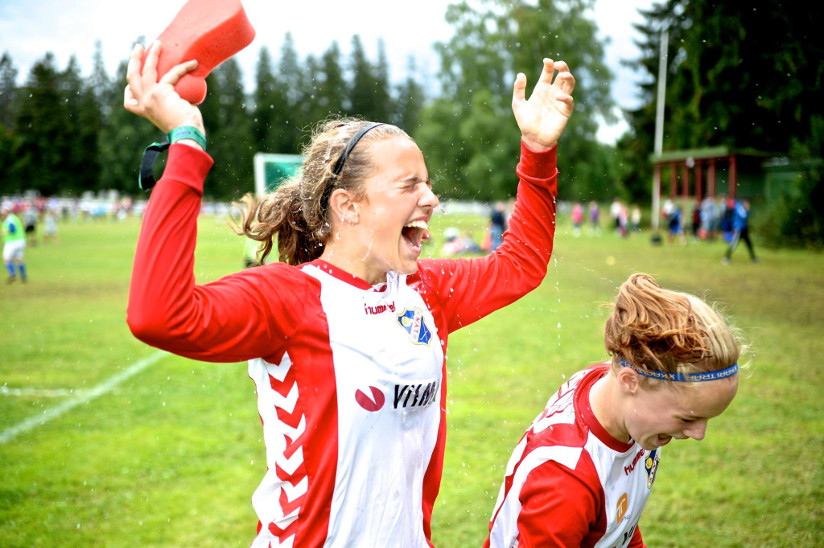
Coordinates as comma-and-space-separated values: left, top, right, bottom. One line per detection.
124, 44, 144, 111
123, 84, 136, 110
553, 61, 576, 96
161, 59, 198, 86
539, 58, 556, 84
511, 72, 527, 109
143, 40, 161, 83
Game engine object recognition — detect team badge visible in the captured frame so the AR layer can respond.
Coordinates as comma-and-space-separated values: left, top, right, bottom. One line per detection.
644, 449, 660, 488
397, 308, 432, 345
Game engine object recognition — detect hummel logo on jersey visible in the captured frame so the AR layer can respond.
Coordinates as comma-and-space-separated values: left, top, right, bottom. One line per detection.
355, 386, 386, 412
624, 448, 645, 476
397, 308, 432, 345
364, 302, 396, 315
393, 381, 438, 409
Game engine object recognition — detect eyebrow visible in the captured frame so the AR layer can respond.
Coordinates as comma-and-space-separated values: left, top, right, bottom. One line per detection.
399, 175, 431, 186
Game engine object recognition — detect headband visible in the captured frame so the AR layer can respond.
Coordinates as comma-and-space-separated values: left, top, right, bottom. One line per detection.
321, 122, 385, 212
619, 358, 738, 382
332, 122, 385, 176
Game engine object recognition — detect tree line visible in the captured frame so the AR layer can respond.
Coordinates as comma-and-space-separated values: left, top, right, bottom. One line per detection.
0, 0, 820, 245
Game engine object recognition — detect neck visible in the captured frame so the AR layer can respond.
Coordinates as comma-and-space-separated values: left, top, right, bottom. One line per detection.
319, 240, 386, 286
589, 371, 631, 443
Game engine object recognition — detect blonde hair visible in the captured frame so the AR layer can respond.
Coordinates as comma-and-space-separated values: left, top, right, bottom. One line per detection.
234, 118, 412, 265
604, 273, 742, 381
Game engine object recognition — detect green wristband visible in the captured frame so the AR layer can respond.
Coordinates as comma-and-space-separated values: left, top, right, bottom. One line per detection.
167, 126, 207, 151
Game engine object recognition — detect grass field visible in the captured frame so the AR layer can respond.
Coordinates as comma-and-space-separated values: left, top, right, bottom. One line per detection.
1, 208, 822, 547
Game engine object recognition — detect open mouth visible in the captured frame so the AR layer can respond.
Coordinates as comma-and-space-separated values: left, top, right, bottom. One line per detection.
657, 434, 672, 446
402, 220, 430, 252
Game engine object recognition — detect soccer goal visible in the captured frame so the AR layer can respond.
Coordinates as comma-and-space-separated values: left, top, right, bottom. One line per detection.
253, 153, 304, 197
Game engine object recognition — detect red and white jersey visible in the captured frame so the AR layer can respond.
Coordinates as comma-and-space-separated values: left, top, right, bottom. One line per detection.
127, 142, 559, 547
485, 365, 660, 548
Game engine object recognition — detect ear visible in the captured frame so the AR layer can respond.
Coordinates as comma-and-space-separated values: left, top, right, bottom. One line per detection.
616, 366, 641, 395
328, 188, 359, 225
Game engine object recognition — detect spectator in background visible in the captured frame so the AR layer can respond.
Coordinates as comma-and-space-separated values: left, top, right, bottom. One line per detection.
43, 208, 59, 245
609, 197, 622, 232
588, 201, 601, 236
617, 202, 629, 237
630, 204, 641, 232
720, 196, 735, 242
571, 202, 584, 237
489, 201, 507, 251
667, 205, 686, 245
723, 198, 758, 264
442, 228, 483, 256
700, 195, 718, 240
23, 203, 38, 246
691, 200, 701, 241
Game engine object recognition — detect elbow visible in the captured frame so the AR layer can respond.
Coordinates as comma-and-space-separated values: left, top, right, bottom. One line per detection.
521, 250, 550, 291
126, 302, 169, 347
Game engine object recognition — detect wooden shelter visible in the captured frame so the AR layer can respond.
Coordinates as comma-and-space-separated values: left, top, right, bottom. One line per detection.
649, 146, 773, 229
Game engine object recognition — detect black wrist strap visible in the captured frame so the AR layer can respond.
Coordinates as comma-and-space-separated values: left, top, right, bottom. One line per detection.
138, 140, 170, 191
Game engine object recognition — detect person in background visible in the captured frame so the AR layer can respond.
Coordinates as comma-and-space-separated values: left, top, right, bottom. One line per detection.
588, 201, 601, 236
485, 273, 743, 548
22, 203, 38, 247
630, 203, 641, 233
571, 202, 584, 237
699, 195, 718, 240
43, 208, 59, 245
489, 201, 507, 251
124, 41, 574, 547
2, 204, 27, 283
667, 204, 686, 245
609, 196, 622, 232
690, 199, 701, 241
723, 198, 758, 264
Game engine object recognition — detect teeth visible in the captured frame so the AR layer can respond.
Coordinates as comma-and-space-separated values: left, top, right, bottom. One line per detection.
404, 220, 429, 229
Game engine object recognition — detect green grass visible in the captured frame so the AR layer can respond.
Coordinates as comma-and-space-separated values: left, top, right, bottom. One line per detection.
1, 211, 822, 547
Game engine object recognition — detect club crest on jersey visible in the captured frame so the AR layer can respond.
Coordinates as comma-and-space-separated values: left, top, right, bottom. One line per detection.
397, 308, 432, 345
644, 449, 660, 488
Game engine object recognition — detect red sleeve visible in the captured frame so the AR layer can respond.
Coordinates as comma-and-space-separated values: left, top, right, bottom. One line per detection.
126, 144, 311, 363
417, 141, 558, 333
514, 455, 605, 548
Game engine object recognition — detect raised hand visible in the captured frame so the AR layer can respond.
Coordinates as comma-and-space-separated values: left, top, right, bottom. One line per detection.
512, 59, 575, 151
124, 41, 205, 137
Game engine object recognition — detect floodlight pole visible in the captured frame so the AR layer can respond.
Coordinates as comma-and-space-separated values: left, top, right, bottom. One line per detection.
652, 29, 668, 231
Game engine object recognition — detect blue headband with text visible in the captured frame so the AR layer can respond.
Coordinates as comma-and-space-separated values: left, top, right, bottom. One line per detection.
619, 358, 738, 382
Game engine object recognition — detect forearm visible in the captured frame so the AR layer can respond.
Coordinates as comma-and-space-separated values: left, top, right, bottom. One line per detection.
127, 144, 212, 351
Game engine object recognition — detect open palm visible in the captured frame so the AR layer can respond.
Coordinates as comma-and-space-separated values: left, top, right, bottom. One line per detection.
512, 59, 575, 151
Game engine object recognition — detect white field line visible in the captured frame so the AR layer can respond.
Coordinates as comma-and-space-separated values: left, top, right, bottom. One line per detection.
1, 387, 90, 397
0, 351, 167, 445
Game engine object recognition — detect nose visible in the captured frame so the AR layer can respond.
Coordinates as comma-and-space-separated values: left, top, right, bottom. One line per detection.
683, 420, 708, 441
420, 185, 439, 210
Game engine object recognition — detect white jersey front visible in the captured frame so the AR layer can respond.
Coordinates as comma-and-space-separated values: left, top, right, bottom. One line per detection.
249, 265, 443, 547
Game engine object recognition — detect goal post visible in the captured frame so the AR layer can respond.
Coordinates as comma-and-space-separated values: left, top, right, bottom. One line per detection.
253, 153, 304, 197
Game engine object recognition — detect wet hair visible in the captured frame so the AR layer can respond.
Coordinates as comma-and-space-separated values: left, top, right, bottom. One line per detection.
233, 118, 412, 265
604, 273, 743, 383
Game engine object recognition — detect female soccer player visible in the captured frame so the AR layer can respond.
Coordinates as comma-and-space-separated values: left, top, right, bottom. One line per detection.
124, 41, 574, 547
485, 273, 743, 548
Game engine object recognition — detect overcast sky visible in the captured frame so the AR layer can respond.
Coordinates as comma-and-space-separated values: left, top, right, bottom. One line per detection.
0, 0, 653, 142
